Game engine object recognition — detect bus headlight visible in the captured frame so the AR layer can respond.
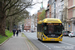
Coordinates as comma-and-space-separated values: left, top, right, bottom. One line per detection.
44, 37, 46, 39
42, 35, 46, 39
59, 36, 63, 39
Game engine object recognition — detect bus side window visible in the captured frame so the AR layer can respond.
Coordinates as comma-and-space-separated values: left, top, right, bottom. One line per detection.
44, 26, 47, 30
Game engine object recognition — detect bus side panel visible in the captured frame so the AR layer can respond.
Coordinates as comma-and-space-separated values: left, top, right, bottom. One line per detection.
37, 32, 43, 40
39, 32, 43, 40
37, 32, 40, 39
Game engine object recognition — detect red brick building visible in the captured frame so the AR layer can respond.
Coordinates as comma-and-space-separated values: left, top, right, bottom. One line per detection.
37, 7, 44, 22
24, 19, 31, 32
49, 5, 51, 18
37, 12, 42, 22
67, 0, 75, 31
45, 0, 51, 18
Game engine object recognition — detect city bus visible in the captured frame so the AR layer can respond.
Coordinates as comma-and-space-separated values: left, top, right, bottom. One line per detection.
37, 18, 64, 42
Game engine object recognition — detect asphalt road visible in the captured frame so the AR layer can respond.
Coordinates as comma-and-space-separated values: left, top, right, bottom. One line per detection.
24, 32, 75, 50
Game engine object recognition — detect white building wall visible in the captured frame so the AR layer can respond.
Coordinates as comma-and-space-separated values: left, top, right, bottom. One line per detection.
31, 14, 37, 32
56, 0, 64, 20
51, 0, 54, 18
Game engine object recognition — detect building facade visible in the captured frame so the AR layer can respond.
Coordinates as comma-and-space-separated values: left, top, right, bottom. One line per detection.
68, 0, 75, 32
24, 17, 31, 32
31, 14, 37, 32
46, 2, 50, 18
49, 0, 52, 18
63, 0, 68, 31
46, 0, 52, 18
51, 0, 55, 18
56, 0, 64, 20
45, 0, 75, 32
37, 7, 44, 22
37, 12, 42, 22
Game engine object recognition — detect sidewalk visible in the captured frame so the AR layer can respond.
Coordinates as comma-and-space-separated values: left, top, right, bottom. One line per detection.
0, 32, 39, 50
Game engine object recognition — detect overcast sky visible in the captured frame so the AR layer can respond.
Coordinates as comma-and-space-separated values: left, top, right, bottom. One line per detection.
26, 0, 48, 15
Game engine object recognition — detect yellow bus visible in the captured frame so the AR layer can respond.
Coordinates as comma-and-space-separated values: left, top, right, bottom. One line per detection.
37, 18, 64, 42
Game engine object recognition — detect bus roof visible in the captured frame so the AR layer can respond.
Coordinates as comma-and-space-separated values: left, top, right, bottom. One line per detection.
38, 18, 62, 24
37, 20, 42, 24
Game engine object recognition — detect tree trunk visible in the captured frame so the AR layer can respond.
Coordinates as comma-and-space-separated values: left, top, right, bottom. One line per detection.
0, 17, 7, 37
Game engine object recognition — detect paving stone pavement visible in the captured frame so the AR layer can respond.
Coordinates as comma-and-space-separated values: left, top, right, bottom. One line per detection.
0, 33, 38, 50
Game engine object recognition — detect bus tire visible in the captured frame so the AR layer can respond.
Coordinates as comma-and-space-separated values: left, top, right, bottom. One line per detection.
38, 38, 40, 40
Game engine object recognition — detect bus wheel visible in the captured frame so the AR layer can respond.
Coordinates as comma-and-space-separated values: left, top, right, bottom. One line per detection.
38, 38, 40, 40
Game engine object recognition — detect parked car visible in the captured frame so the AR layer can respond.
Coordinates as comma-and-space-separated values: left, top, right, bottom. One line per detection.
62, 31, 71, 36
68, 31, 75, 37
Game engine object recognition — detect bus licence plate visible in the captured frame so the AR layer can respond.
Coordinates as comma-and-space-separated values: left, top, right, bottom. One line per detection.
51, 39, 55, 41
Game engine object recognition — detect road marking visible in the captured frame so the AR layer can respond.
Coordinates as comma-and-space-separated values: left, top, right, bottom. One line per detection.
54, 45, 74, 49
28, 41, 35, 50
40, 42, 51, 50
24, 33, 51, 50
62, 42, 75, 46
24, 33, 37, 50
24, 39, 30, 50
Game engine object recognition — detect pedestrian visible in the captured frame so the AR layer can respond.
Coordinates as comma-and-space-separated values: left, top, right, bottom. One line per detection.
19, 29, 21, 32
12, 29, 16, 36
16, 29, 19, 36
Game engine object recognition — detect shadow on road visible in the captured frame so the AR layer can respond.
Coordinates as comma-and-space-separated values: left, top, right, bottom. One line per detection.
42, 41, 61, 43
38, 39, 61, 43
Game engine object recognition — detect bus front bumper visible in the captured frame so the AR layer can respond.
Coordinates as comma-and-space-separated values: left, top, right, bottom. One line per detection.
43, 37, 62, 41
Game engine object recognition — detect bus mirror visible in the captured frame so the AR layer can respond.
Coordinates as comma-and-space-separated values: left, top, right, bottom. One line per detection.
62, 27, 64, 30
62, 25, 64, 30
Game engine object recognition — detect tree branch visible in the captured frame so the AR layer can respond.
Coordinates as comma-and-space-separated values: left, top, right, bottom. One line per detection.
3, 0, 11, 10
31, 2, 41, 6
7, 5, 29, 17
6, 1, 40, 17
5, 0, 19, 11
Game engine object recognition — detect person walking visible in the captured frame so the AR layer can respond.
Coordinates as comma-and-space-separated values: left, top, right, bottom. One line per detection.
12, 29, 16, 36
16, 29, 19, 36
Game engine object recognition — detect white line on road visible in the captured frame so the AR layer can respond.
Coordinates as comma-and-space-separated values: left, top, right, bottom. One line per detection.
62, 42, 75, 46
40, 42, 51, 50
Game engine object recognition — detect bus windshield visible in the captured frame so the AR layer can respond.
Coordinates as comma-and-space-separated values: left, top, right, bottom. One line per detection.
44, 23, 64, 34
